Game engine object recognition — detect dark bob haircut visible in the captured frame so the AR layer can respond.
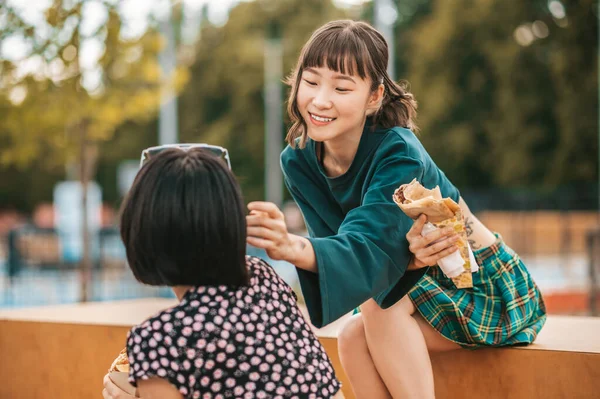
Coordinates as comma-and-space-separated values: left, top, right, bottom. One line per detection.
120, 148, 248, 287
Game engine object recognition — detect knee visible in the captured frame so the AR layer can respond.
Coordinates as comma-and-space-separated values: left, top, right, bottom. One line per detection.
361, 296, 415, 326
359, 298, 382, 318
337, 315, 366, 357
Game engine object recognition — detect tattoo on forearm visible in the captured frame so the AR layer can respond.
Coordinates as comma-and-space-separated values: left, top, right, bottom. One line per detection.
465, 217, 481, 249
465, 217, 474, 237
468, 239, 481, 250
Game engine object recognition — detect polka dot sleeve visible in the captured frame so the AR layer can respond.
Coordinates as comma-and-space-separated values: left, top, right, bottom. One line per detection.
127, 322, 192, 397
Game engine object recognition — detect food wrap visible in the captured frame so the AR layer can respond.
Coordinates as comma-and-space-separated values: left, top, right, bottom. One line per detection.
393, 179, 477, 289
108, 348, 138, 397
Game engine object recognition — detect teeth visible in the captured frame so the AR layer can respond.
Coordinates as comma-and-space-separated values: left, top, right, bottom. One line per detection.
311, 114, 334, 122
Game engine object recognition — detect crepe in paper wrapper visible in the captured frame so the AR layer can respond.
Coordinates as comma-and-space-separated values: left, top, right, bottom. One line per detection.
108, 348, 139, 397
393, 179, 475, 289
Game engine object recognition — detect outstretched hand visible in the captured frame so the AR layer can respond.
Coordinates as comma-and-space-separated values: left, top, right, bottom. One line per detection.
246, 201, 297, 262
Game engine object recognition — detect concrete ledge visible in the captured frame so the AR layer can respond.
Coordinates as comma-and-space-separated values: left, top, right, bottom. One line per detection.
1, 299, 598, 399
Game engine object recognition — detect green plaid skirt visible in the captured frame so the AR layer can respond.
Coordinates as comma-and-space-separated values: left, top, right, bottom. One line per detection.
408, 234, 547, 348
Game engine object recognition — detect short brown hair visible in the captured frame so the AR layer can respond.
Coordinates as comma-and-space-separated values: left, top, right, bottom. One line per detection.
285, 20, 418, 148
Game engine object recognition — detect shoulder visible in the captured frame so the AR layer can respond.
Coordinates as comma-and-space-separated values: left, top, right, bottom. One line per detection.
127, 306, 181, 357
280, 141, 313, 174
245, 255, 284, 283
245, 255, 297, 299
127, 298, 195, 344
373, 126, 427, 162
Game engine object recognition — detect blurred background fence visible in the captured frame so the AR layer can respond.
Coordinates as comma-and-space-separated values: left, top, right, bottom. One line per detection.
2, 196, 599, 315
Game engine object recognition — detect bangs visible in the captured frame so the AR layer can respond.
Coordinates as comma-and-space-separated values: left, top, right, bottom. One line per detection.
301, 28, 373, 79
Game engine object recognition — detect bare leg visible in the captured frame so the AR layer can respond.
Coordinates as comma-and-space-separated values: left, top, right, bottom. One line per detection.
338, 314, 392, 399
411, 305, 460, 353
360, 296, 460, 399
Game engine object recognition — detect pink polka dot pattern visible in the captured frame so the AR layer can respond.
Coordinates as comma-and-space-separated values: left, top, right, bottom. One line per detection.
127, 256, 341, 398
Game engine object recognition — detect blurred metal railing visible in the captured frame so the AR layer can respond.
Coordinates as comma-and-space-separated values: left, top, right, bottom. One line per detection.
1, 225, 172, 308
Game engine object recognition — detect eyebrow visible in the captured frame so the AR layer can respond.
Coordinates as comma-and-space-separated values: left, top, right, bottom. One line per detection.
304, 67, 356, 84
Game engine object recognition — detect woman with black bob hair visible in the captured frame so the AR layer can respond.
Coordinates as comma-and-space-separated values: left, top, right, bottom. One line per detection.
102, 147, 342, 399
121, 147, 248, 288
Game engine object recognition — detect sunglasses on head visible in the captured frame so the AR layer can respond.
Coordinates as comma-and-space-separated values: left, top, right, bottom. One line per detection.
139, 144, 231, 169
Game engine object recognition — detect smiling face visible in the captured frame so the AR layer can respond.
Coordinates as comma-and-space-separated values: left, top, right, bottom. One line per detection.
297, 66, 382, 144
285, 21, 392, 148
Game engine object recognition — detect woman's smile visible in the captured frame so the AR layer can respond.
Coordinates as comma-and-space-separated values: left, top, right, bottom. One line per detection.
308, 112, 336, 126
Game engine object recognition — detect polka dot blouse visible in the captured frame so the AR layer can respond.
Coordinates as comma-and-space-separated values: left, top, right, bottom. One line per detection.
126, 256, 341, 398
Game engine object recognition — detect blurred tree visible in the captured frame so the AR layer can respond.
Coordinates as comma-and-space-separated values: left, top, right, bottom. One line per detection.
0, 0, 188, 301
96, 0, 353, 206
174, 0, 349, 202
3, 0, 596, 212
404, 0, 597, 190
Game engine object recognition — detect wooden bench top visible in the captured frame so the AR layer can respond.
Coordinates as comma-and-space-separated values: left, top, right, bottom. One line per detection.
1, 298, 598, 354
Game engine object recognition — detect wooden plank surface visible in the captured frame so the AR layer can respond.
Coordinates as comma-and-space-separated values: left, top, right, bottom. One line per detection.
1, 299, 598, 399
0, 320, 130, 399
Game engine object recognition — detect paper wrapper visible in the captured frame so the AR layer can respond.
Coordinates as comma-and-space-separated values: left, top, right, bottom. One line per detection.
108, 348, 139, 397
421, 222, 478, 278
430, 210, 474, 288
393, 179, 475, 289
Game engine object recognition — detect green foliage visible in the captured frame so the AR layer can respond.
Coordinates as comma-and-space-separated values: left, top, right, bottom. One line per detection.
176, 0, 348, 202
105, 0, 348, 203
404, 0, 597, 189
0, 0, 184, 170
0, 0, 597, 210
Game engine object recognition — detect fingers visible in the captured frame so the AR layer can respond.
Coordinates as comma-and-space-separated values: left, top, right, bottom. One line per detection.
420, 244, 460, 266
422, 226, 456, 246
103, 374, 113, 391
246, 204, 289, 246
435, 245, 460, 259
247, 226, 280, 242
415, 239, 459, 266
421, 234, 459, 257
246, 214, 282, 230
103, 374, 126, 398
407, 214, 427, 238
248, 201, 284, 220
246, 215, 286, 247
102, 372, 138, 399
246, 236, 275, 249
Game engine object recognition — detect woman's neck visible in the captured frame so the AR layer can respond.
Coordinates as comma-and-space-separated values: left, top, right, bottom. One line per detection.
172, 285, 193, 301
320, 124, 364, 178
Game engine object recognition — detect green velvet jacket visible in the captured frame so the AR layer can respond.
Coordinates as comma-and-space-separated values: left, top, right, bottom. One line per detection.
281, 124, 460, 327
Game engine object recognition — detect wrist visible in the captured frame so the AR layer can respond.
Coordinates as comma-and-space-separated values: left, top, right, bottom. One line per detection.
287, 234, 306, 263
407, 255, 426, 271
407, 256, 417, 271
287, 234, 317, 273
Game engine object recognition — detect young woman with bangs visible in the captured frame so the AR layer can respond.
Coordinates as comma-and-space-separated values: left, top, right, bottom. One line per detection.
247, 20, 546, 399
